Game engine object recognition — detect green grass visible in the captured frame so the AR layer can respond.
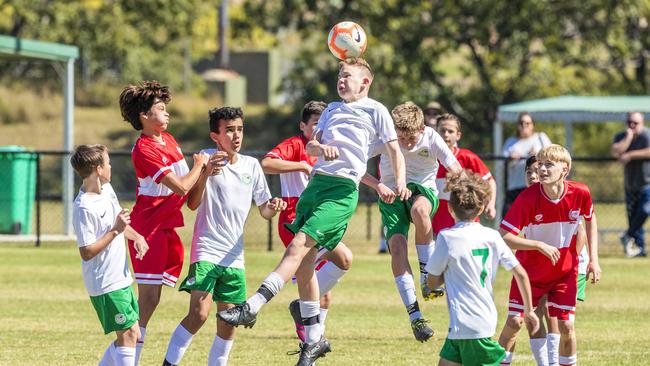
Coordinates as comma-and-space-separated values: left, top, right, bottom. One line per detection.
0, 242, 649, 365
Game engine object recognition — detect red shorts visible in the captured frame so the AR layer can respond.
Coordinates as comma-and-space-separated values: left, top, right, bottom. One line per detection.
129, 228, 184, 287
507, 269, 577, 321
279, 197, 327, 271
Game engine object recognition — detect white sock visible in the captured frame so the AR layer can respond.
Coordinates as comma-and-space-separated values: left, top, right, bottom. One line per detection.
135, 326, 146, 365
114, 346, 136, 366
319, 308, 329, 334
530, 337, 549, 366
559, 354, 577, 366
248, 272, 285, 314
547, 332, 561, 365
300, 300, 322, 344
164, 324, 194, 364
316, 261, 347, 296
394, 274, 421, 321
99, 342, 115, 366
208, 335, 234, 366
500, 351, 513, 365
416, 242, 434, 284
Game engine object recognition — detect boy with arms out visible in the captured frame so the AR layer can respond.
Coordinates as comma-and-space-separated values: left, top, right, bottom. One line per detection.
498, 145, 601, 366
71, 144, 149, 366
363, 102, 461, 342
119, 81, 214, 362
162, 107, 286, 366
426, 171, 539, 366
434, 113, 497, 234
499, 156, 589, 366
261, 101, 354, 342
219, 58, 409, 365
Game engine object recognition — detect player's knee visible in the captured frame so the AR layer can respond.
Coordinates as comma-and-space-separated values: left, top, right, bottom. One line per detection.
139, 290, 161, 309
388, 237, 407, 257
558, 319, 575, 335
335, 246, 353, 271
410, 203, 430, 221
119, 324, 140, 346
506, 316, 524, 331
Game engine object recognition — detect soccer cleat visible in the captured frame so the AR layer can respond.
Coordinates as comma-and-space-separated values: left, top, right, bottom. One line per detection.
620, 235, 642, 257
411, 318, 434, 342
288, 299, 306, 342
421, 283, 445, 301
162, 360, 176, 366
288, 336, 332, 366
217, 303, 257, 328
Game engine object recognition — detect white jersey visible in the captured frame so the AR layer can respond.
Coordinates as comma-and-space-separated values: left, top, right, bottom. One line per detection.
425, 222, 519, 339
190, 151, 271, 269
313, 97, 397, 185
377, 126, 457, 192
73, 183, 132, 297
502, 132, 551, 190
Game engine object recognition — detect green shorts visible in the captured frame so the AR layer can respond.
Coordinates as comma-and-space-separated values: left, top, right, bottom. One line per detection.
285, 174, 359, 251
577, 273, 587, 302
378, 182, 439, 241
179, 261, 246, 304
90, 286, 139, 335
439, 337, 506, 366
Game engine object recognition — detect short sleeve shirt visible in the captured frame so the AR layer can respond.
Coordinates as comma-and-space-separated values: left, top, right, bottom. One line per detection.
425, 222, 519, 339
435, 147, 492, 201
613, 128, 650, 191
190, 152, 272, 269
73, 183, 132, 297
502, 132, 551, 191
264, 135, 316, 198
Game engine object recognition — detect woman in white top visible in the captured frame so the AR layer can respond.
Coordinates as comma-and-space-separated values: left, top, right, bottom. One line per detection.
501, 112, 551, 216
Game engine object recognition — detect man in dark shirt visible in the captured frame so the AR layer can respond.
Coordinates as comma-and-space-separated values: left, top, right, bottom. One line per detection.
611, 112, 650, 257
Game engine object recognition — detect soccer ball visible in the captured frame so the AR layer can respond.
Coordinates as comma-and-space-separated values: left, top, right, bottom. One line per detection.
327, 21, 367, 60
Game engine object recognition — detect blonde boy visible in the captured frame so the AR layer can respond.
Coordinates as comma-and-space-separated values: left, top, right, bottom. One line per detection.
71, 144, 149, 366
498, 144, 601, 366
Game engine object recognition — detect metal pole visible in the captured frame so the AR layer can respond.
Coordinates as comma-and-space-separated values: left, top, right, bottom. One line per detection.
36, 152, 41, 247
218, 0, 229, 68
62, 58, 75, 236
493, 119, 504, 227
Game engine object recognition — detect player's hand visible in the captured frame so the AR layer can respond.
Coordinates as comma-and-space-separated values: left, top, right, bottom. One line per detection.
133, 236, 149, 260
537, 241, 560, 265
484, 204, 497, 220
112, 209, 130, 233
523, 310, 540, 335
376, 183, 396, 204
320, 144, 339, 161
586, 261, 601, 284
267, 197, 287, 211
193, 153, 210, 168
300, 162, 313, 176
207, 151, 228, 176
395, 181, 412, 201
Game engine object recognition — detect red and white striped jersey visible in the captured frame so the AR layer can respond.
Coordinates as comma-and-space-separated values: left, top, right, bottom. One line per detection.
500, 181, 594, 283
435, 147, 492, 201
264, 135, 317, 198
130, 132, 190, 236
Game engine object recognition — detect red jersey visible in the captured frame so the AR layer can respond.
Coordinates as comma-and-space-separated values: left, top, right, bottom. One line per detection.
130, 132, 190, 237
433, 147, 493, 233
265, 134, 317, 198
500, 181, 594, 284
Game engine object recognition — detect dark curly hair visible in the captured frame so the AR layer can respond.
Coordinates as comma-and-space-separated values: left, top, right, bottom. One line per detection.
445, 170, 491, 221
119, 81, 171, 130
301, 101, 326, 123
209, 107, 244, 133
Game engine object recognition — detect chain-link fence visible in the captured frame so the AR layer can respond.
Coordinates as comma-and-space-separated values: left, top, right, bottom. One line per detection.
0, 150, 641, 255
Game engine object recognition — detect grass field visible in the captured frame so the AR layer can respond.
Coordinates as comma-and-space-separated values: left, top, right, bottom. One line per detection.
1, 240, 649, 365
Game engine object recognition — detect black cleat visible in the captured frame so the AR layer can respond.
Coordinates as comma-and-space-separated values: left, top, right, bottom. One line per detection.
162, 359, 176, 366
288, 336, 332, 366
217, 303, 257, 328
411, 318, 434, 342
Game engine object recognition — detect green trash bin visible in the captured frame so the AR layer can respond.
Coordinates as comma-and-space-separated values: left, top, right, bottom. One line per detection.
0, 146, 37, 234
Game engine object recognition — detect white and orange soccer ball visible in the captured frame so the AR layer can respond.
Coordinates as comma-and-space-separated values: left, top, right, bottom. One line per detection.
327, 21, 367, 60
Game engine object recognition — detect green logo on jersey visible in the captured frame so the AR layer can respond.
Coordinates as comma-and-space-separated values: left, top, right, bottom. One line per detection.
418, 149, 429, 158
241, 173, 252, 185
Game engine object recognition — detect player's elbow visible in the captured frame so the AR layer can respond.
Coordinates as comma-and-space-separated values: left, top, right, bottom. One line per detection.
79, 247, 95, 261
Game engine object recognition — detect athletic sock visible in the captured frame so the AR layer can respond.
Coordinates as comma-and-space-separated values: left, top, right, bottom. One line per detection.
99, 342, 115, 366
499, 351, 513, 365
114, 346, 136, 366
319, 308, 329, 334
248, 272, 284, 314
530, 337, 549, 366
208, 335, 234, 366
135, 326, 146, 365
416, 242, 434, 285
395, 274, 421, 321
300, 300, 322, 344
163, 324, 194, 365
316, 261, 347, 296
559, 354, 577, 366
547, 332, 561, 365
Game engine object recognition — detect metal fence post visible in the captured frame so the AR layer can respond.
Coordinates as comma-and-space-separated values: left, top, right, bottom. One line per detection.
35, 152, 41, 247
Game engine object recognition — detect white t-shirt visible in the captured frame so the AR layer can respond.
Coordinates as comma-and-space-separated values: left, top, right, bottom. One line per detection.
425, 222, 519, 339
502, 132, 551, 190
73, 183, 132, 297
190, 151, 271, 269
313, 97, 397, 185
377, 126, 457, 193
